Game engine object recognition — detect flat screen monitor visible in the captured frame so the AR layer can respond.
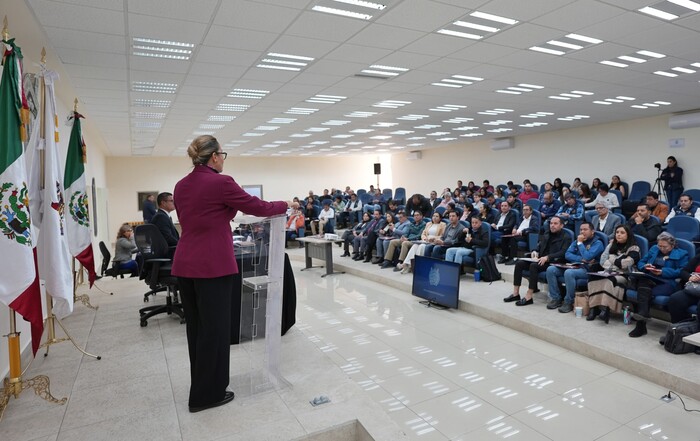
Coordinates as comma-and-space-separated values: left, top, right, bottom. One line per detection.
411, 255, 460, 309
242, 184, 263, 200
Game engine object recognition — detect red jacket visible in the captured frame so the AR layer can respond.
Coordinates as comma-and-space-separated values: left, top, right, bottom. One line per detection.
171, 165, 287, 278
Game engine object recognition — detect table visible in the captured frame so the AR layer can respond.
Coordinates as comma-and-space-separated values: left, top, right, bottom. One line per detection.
682, 332, 700, 347
296, 236, 345, 277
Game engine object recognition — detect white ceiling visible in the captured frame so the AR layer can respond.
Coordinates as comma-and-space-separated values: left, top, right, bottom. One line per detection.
22, 0, 700, 158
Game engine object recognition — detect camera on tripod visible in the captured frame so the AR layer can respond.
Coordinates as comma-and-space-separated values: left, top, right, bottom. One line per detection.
654, 163, 661, 169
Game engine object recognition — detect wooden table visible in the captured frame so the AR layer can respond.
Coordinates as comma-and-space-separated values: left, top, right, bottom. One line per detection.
296, 236, 345, 277
682, 332, 700, 347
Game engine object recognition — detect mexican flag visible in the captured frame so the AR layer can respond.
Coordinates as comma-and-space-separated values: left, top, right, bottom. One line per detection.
0, 38, 44, 355
63, 109, 96, 286
27, 68, 74, 318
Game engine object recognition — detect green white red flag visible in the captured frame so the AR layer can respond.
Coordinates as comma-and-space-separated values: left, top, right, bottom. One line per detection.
63, 109, 96, 286
0, 38, 44, 355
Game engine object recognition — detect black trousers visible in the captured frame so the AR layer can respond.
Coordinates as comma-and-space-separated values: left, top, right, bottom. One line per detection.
667, 289, 700, 323
178, 274, 235, 408
513, 260, 547, 290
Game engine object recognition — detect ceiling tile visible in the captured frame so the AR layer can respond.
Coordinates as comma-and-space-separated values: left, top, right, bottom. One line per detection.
285, 11, 369, 42
203, 25, 278, 51
375, 1, 467, 32
28, 0, 125, 35
128, 14, 209, 45
347, 24, 425, 50
44, 27, 126, 54
127, 0, 220, 23
214, 0, 301, 33
56, 47, 127, 68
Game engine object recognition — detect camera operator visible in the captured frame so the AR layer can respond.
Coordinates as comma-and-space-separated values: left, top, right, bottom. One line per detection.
659, 156, 683, 207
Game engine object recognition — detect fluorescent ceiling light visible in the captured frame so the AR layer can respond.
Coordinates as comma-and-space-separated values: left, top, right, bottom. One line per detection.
496, 90, 520, 94
549, 96, 570, 100
133, 121, 161, 128
453, 20, 499, 32
372, 122, 399, 127
618, 55, 646, 63
312, 5, 372, 19
133, 37, 194, 48
672, 66, 696, 73
133, 99, 171, 107
369, 65, 408, 72
600, 60, 628, 68
333, 0, 386, 10
442, 79, 473, 85
267, 52, 314, 61
216, 104, 249, 111
631, 105, 648, 109
349, 129, 374, 133
469, 11, 518, 25
566, 34, 603, 44
519, 83, 543, 89
530, 46, 565, 55
560, 93, 581, 98
643, 102, 660, 107
268, 118, 297, 124
605, 98, 624, 103
593, 101, 612, 105
637, 50, 665, 58
547, 40, 582, 50
654, 101, 671, 105
668, 0, 700, 11
256, 64, 301, 71
207, 115, 235, 122
132, 82, 178, 93
653, 71, 678, 77
691, 62, 700, 67
571, 90, 594, 95
616, 96, 635, 101
638, 6, 679, 20
254, 126, 280, 131
361, 69, 399, 76
133, 112, 165, 119
260, 58, 308, 66
437, 29, 482, 40
509, 86, 535, 92
133, 52, 189, 60
454, 75, 484, 81
133, 45, 191, 55
431, 82, 461, 88
199, 124, 224, 130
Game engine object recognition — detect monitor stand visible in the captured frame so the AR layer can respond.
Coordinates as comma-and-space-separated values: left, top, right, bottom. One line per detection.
418, 299, 448, 310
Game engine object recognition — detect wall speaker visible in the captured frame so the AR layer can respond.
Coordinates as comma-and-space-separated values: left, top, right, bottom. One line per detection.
669, 111, 700, 129
373, 163, 381, 175
490, 137, 515, 150
406, 151, 422, 160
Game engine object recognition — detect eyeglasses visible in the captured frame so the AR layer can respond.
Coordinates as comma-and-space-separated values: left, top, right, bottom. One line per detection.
595, 206, 606, 210
215, 151, 228, 160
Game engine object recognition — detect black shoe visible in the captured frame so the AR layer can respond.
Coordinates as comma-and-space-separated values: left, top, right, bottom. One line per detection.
504, 259, 516, 265
598, 308, 610, 324
373, 258, 383, 264
381, 261, 392, 269
189, 391, 235, 413
546, 299, 562, 310
503, 294, 520, 303
341, 252, 350, 257
515, 298, 533, 306
558, 303, 574, 313
497, 257, 507, 264
628, 320, 647, 338
363, 257, 372, 263
393, 265, 403, 272
586, 307, 599, 321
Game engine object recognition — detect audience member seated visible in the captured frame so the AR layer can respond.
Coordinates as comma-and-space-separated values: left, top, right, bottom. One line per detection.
518, 182, 539, 204
539, 182, 557, 200
405, 193, 433, 218
645, 191, 669, 223
491, 201, 517, 257
383, 211, 426, 270
319, 188, 333, 202
504, 216, 571, 306
142, 194, 156, 223
438, 192, 454, 210
303, 200, 318, 233
500, 205, 541, 265
664, 192, 700, 223
577, 183, 594, 205
426, 211, 464, 259
466, 181, 479, 197
610, 175, 626, 199
339, 193, 362, 228
444, 216, 488, 266
370, 189, 386, 211
482, 180, 495, 195
377, 211, 411, 266
344, 211, 370, 258
113, 223, 139, 276
150, 192, 180, 247
331, 195, 346, 226
627, 203, 662, 246
628, 232, 688, 338
546, 222, 604, 313
556, 194, 584, 231
539, 191, 561, 222
400, 212, 446, 273
667, 253, 700, 323
385, 199, 399, 216
506, 193, 523, 213
591, 201, 620, 238
360, 209, 386, 263
570, 177, 583, 195
472, 193, 485, 211
314, 200, 335, 235
591, 177, 602, 192
428, 190, 440, 209
460, 203, 477, 223
552, 178, 564, 197
285, 203, 305, 248
585, 183, 619, 209
586, 225, 640, 323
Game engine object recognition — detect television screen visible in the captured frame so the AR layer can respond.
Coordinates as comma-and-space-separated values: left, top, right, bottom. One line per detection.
411, 255, 460, 309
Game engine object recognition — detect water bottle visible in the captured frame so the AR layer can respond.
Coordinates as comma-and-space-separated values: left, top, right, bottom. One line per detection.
474, 269, 481, 282
623, 306, 631, 325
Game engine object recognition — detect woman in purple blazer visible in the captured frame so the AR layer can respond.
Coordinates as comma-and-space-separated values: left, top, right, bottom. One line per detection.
172, 135, 288, 413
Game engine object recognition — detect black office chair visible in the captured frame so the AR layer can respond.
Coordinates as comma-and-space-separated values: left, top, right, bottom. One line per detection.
134, 224, 185, 327
98, 241, 132, 279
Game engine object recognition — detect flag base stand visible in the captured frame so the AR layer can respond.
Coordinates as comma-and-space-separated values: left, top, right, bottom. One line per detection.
39, 295, 101, 360
0, 311, 67, 422
73, 293, 98, 311
73, 264, 99, 310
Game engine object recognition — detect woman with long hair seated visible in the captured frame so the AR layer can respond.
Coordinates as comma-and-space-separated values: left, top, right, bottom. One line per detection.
586, 225, 640, 323
628, 232, 689, 338
114, 223, 138, 276
399, 212, 445, 274
609, 175, 626, 199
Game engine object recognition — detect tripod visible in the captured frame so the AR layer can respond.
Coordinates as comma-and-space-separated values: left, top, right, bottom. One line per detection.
652, 167, 667, 202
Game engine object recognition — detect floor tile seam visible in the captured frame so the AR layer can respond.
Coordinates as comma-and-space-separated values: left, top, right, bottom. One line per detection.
508, 407, 605, 441
57, 401, 180, 437
68, 368, 175, 398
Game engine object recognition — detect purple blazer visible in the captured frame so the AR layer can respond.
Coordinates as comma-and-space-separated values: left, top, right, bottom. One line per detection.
171, 165, 287, 278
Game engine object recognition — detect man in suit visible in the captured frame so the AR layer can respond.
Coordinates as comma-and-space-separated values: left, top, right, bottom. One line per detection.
142, 194, 157, 222
491, 201, 517, 261
591, 201, 620, 239
150, 192, 180, 247
500, 204, 541, 264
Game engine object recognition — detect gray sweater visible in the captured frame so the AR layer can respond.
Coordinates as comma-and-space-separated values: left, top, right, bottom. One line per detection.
114, 236, 137, 263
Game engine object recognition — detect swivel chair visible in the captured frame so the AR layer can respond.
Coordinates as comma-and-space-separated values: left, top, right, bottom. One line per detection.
134, 224, 185, 327
98, 241, 132, 279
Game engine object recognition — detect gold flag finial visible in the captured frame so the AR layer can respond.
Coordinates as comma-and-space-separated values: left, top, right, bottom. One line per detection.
74, 98, 78, 112
41, 47, 46, 63
2, 16, 9, 41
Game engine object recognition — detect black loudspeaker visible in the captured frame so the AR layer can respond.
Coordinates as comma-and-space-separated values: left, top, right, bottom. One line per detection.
373, 163, 381, 175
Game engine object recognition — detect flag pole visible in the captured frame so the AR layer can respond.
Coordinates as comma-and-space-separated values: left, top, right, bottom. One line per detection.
0, 24, 67, 423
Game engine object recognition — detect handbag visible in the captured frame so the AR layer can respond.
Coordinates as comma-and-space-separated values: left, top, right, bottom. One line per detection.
662, 318, 699, 354
683, 281, 700, 297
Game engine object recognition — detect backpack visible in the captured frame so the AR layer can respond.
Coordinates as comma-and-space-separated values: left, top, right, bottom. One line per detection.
477, 255, 501, 283
662, 318, 699, 354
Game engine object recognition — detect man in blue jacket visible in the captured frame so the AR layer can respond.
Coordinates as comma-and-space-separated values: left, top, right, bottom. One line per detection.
545, 222, 604, 313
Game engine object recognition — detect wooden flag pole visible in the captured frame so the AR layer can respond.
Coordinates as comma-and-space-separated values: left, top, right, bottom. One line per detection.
0, 25, 67, 424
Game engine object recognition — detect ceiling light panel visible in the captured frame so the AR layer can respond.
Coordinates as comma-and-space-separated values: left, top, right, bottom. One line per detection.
311, 0, 387, 21
372, 100, 411, 108
431, 74, 484, 88
306, 94, 347, 104
133, 99, 171, 108
268, 118, 297, 124
227, 89, 270, 99
216, 104, 250, 112
438, 10, 518, 40
557, 114, 590, 121
654, 63, 698, 77
529, 33, 602, 56
494, 83, 544, 95
638, 0, 700, 20
256, 52, 315, 72
600, 50, 666, 68
207, 115, 236, 122
359, 64, 409, 79
285, 107, 319, 115
132, 37, 194, 60
133, 112, 165, 119
132, 82, 178, 93
345, 111, 378, 118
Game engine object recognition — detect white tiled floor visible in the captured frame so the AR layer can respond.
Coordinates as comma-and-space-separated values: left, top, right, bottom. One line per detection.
1, 256, 699, 440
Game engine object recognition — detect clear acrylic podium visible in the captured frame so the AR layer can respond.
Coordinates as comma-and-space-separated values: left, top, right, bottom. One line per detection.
232, 214, 289, 396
